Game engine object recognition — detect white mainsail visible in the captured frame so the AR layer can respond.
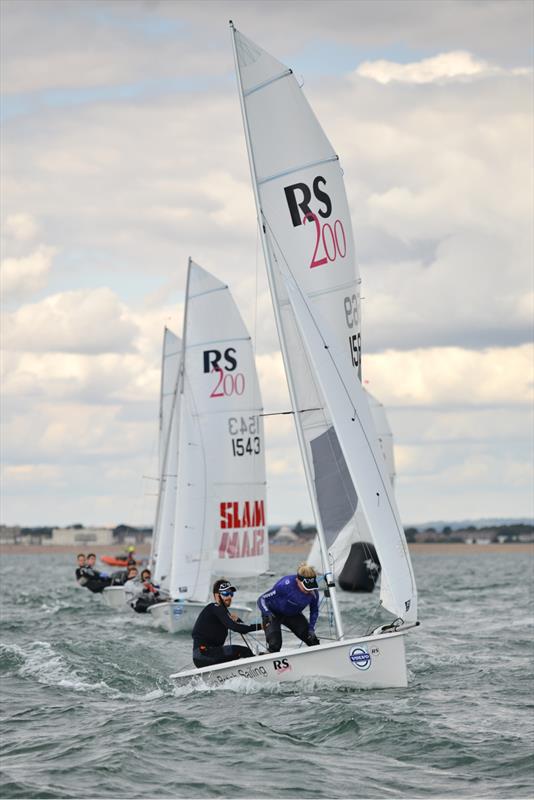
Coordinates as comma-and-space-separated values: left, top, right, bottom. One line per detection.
166, 259, 268, 602
307, 390, 396, 578
232, 27, 417, 623
370, 393, 396, 488
150, 328, 181, 590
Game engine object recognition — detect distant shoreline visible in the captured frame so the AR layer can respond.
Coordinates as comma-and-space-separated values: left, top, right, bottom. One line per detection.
0, 542, 532, 556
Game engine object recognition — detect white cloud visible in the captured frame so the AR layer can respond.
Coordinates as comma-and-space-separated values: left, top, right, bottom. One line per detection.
364, 344, 534, 407
1, 246, 55, 299
1, 350, 159, 408
4, 213, 40, 241
3, 288, 139, 354
355, 51, 529, 85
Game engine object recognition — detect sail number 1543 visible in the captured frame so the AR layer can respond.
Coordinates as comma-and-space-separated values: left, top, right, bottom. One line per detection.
228, 415, 261, 458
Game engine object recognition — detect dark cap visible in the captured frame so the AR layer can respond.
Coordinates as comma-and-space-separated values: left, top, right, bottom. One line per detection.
297, 573, 318, 591
213, 579, 236, 595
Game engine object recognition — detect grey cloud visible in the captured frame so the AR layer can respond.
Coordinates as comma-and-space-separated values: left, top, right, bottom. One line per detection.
2, 1, 531, 97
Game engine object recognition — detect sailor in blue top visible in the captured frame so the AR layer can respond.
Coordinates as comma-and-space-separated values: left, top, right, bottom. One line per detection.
257, 563, 321, 652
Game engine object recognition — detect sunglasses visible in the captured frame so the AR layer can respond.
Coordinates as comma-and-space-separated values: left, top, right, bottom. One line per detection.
297, 575, 317, 588
219, 590, 235, 597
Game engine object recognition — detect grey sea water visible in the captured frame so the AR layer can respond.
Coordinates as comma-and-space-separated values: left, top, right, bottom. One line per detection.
0, 549, 533, 800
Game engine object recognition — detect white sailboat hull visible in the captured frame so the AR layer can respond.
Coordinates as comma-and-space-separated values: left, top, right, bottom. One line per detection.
170, 629, 408, 688
148, 600, 253, 634
101, 586, 127, 609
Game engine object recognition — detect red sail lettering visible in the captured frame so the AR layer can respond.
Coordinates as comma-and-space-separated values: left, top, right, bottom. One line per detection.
252, 500, 265, 528
220, 500, 265, 532
228, 503, 241, 528
227, 531, 239, 557
241, 530, 251, 557
252, 528, 264, 556
219, 502, 230, 530
218, 531, 228, 557
241, 501, 251, 528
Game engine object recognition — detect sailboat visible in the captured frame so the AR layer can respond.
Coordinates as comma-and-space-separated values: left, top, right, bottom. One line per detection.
307, 391, 394, 592
101, 328, 183, 612
148, 258, 269, 633
171, 26, 418, 687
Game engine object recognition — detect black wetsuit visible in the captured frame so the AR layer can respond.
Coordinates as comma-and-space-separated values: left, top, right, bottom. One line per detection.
79, 566, 112, 594
110, 570, 128, 586
132, 583, 161, 613
192, 603, 262, 668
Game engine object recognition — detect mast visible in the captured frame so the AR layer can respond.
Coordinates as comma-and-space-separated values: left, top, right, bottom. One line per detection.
149, 326, 168, 572
165, 257, 192, 598
230, 21, 344, 639
179, 257, 192, 396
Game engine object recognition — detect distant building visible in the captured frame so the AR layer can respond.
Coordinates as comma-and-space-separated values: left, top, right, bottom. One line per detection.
0, 525, 21, 544
47, 527, 114, 546
272, 525, 300, 544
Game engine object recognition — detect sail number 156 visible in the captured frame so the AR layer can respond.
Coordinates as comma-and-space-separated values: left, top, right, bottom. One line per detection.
344, 294, 360, 368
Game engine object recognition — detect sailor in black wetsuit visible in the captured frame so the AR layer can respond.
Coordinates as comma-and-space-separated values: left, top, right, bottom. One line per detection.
79, 553, 112, 594
75, 553, 86, 584
192, 579, 262, 668
130, 569, 162, 613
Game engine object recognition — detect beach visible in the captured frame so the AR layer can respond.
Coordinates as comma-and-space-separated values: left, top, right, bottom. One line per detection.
1, 542, 532, 556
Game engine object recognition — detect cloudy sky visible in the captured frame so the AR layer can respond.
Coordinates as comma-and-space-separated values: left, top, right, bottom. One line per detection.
1, 0, 532, 528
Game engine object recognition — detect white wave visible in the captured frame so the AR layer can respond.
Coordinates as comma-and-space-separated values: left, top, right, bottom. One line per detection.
4, 640, 115, 694
38, 601, 64, 614
122, 688, 165, 703
170, 672, 344, 696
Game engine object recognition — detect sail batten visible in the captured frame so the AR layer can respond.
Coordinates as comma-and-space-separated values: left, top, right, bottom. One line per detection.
258, 155, 339, 186
186, 335, 251, 349
244, 68, 292, 97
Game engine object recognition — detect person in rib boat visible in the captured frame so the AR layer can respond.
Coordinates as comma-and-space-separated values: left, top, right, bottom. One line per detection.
258, 563, 321, 652
191, 579, 263, 668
